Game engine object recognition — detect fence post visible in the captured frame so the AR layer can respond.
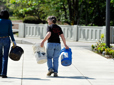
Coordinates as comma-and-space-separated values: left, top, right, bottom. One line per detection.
19, 23, 25, 38
43, 24, 48, 38
73, 25, 78, 41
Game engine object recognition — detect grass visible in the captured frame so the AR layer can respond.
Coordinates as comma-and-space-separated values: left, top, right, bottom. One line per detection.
9, 16, 22, 21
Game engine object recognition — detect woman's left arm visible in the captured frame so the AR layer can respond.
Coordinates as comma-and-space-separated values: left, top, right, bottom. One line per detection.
9, 21, 15, 41
40, 32, 51, 47
9, 21, 16, 46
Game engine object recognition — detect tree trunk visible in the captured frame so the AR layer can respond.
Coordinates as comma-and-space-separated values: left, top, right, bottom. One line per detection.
85, 0, 88, 26
67, 0, 72, 24
63, 1, 68, 20
75, 0, 79, 25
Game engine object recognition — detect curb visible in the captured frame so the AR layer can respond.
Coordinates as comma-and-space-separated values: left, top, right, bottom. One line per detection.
15, 40, 34, 44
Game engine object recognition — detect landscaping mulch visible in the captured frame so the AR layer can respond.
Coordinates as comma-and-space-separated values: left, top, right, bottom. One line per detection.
12, 20, 22, 29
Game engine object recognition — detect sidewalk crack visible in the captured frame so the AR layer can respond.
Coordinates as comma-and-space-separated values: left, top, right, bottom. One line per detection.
21, 54, 24, 85
73, 64, 93, 85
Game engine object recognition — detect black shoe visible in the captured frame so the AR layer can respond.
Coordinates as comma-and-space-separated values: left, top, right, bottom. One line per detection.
54, 72, 58, 77
47, 69, 54, 76
2, 75, 7, 78
0, 75, 2, 77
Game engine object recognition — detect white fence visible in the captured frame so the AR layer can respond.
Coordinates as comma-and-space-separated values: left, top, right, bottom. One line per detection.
77, 26, 106, 42
24, 24, 47, 39
19, 23, 114, 43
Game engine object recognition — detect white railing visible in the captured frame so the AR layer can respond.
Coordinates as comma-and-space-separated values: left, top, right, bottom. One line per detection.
60, 25, 77, 41
77, 26, 105, 42
19, 23, 47, 39
19, 23, 78, 41
24, 24, 47, 39
18, 23, 114, 43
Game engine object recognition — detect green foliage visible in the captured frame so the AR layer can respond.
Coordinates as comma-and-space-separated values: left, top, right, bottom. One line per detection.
9, 16, 21, 20
23, 16, 42, 24
92, 34, 106, 53
105, 48, 112, 55
0, 0, 8, 11
111, 0, 114, 3
111, 50, 114, 58
1, 0, 114, 25
91, 45, 95, 50
8, 0, 44, 19
97, 47, 102, 53
92, 34, 114, 58
101, 34, 104, 39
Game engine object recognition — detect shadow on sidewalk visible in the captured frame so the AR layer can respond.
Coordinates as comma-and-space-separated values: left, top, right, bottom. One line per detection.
48, 76, 95, 80
8, 77, 50, 81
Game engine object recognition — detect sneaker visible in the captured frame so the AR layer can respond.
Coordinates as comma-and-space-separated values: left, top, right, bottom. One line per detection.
2, 75, 7, 78
54, 72, 58, 77
47, 69, 54, 76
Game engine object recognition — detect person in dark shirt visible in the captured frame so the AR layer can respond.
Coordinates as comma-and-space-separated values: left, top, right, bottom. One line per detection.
40, 16, 69, 77
0, 10, 16, 78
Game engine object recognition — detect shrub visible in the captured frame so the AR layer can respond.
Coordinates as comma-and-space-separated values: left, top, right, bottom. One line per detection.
111, 50, 114, 58
101, 34, 104, 40
91, 45, 95, 50
101, 46, 106, 53
105, 48, 112, 55
98, 47, 102, 53
91, 34, 114, 58
23, 16, 42, 24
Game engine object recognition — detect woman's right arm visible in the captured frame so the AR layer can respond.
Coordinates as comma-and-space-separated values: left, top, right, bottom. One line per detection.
60, 34, 69, 49
40, 32, 51, 47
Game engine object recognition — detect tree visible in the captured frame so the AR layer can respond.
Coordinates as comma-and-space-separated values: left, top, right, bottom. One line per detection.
67, 0, 79, 25
0, 0, 7, 11
8, 0, 46, 19
2, 0, 114, 26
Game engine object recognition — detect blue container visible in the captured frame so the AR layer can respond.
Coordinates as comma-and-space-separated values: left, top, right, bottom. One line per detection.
60, 48, 72, 66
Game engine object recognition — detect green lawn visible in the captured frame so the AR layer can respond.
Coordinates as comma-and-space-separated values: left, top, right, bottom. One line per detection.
9, 16, 22, 21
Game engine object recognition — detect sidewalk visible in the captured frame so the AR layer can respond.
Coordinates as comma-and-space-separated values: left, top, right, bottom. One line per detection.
0, 37, 114, 85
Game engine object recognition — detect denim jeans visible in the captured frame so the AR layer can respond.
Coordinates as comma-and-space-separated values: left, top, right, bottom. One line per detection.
0, 37, 10, 76
46, 43, 61, 73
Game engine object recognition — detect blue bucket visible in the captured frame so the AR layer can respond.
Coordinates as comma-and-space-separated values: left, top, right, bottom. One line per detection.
60, 48, 72, 66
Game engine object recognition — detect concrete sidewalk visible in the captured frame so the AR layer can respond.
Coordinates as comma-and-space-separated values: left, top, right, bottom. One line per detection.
0, 37, 114, 85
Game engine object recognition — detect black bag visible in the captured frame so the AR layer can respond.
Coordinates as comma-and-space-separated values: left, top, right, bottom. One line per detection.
9, 46, 24, 61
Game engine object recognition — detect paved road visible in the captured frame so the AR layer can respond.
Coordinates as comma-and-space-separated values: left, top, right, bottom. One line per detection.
0, 37, 114, 85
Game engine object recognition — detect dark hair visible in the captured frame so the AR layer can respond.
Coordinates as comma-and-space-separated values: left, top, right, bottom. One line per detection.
0, 10, 9, 19
47, 16, 57, 23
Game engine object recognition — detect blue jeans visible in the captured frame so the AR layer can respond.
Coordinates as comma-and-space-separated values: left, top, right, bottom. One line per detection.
0, 37, 10, 76
46, 43, 61, 73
